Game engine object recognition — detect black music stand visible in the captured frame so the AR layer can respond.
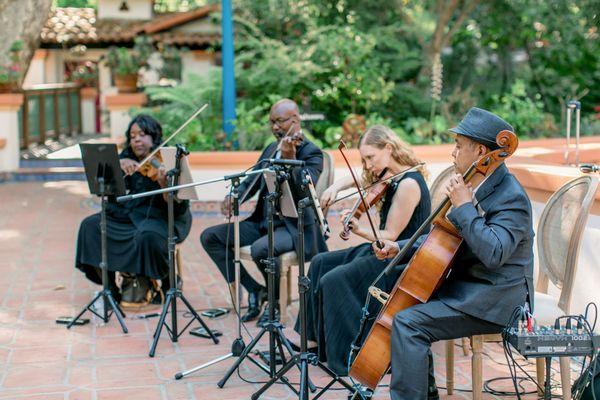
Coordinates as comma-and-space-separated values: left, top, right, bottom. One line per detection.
217, 165, 307, 394
68, 143, 128, 332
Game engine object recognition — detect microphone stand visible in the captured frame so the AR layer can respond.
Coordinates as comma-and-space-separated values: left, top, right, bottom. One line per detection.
146, 144, 221, 357
214, 164, 303, 394
117, 166, 273, 356
175, 172, 268, 379
251, 185, 355, 399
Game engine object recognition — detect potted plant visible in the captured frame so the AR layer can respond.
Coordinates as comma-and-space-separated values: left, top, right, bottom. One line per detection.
104, 36, 154, 93
0, 40, 24, 93
67, 61, 98, 87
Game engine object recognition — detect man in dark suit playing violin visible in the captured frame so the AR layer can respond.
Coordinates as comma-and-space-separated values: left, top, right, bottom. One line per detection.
373, 108, 534, 400
201, 99, 327, 326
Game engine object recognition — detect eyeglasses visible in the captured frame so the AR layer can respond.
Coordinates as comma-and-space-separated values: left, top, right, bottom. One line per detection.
269, 116, 293, 126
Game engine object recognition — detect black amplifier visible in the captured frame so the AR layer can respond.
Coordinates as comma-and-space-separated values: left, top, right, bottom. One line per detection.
504, 327, 600, 358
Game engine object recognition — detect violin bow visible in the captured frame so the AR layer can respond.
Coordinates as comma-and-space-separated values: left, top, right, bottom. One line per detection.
330, 163, 424, 206
136, 103, 208, 171
337, 140, 384, 249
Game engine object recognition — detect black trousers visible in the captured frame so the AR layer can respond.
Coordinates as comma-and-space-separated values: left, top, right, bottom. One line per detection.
390, 299, 503, 400
200, 219, 295, 300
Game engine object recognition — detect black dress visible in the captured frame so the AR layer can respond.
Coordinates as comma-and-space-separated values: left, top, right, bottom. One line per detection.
295, 171, 431, 376
75, 147, 192, 289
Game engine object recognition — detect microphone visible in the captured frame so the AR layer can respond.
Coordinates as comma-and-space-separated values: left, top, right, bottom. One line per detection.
267, 159, 306, 167
580, 163, 599, 173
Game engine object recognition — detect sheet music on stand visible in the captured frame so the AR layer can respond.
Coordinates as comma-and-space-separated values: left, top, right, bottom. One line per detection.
80, 143, 126, 197
263, 169, 298, 218
160, 147, 198, 200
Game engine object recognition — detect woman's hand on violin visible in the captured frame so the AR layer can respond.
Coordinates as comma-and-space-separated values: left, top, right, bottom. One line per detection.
445, 173, 473, 208
320, 186, 338, 210
120, 158, 139, 176
279, 131, 303, 159
340, 209, 359, 233
156, 166, 167, 188
372, 239, 399, 260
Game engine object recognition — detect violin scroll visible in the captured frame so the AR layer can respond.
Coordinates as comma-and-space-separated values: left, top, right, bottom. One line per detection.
496, 129, 518, 156
473, 130, 518, 176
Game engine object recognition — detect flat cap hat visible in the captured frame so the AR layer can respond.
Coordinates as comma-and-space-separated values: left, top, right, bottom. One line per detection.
449, 107, 514, 149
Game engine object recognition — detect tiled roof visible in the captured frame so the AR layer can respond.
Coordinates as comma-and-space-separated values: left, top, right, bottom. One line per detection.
40, 5, 220, 48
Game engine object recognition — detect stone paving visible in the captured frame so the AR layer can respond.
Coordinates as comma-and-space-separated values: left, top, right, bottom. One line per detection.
0, 181, 568, 399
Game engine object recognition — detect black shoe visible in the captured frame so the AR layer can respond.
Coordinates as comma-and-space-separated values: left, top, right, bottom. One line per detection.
427, 386, 439, 400
241, 287, 266, 322
256, 304, 280, 328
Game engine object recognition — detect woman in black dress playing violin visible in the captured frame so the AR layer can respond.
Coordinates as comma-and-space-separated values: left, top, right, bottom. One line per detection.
75, 114, 192, 306
290, 125, 431, 376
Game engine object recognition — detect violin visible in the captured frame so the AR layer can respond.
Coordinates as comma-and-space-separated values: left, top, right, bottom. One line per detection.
134, 103, 208, 180
276, 128, 304, 155
136, 150, 164, 182
348, 130, 519, 390
340, 170, 390, 240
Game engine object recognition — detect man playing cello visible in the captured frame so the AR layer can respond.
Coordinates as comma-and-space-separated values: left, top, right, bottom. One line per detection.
373, 108, 535, 399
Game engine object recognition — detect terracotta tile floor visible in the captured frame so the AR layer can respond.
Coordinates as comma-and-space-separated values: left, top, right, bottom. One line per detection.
0, 181, 570, 399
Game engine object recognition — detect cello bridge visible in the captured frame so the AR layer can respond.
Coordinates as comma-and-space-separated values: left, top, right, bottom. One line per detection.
368, 286, 389, 305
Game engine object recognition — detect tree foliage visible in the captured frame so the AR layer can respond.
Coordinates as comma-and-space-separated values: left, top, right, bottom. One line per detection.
138, 0, 599, 149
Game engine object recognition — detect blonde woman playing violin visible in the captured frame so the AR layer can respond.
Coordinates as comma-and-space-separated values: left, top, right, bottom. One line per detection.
289, 125, 430, 377
75, 114, 192, 307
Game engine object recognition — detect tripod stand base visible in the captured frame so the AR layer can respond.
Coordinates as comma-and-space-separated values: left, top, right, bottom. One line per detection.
175, 353, 233, 380
67, 289, 128, 333
349, 386, 374, 400
149, 287, 219, 357
251, 350, 354, 400
217, 319, 314, 395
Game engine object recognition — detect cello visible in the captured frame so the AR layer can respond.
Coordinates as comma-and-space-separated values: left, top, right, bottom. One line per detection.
348, 130, 518, 390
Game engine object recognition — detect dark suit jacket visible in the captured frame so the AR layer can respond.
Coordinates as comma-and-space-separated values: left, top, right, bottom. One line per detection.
236, 139, 328, 260
439, 163, 535, 326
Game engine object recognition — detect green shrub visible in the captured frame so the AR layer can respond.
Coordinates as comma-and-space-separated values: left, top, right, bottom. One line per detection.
489, 80, 558, 138
135, 70, 229, 151
402, 115, 451, 145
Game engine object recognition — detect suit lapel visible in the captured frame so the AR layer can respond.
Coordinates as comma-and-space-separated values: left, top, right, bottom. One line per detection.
239, 142, 278, 203
474, 163, 508, 207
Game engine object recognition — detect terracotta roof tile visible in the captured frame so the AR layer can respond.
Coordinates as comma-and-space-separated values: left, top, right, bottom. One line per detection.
41, 6, 219, 48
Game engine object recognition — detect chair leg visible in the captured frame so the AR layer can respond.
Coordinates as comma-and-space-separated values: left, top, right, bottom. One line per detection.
227, 283, 238, 310
287, 266, 293, 307
461, 336, 470, 356
536, 358, 545, 397
445, 340, 454, 395
279, 264, 289, 325
176, 246, 183, 273
559, 357, 571, 400
471, 335, 483, 400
